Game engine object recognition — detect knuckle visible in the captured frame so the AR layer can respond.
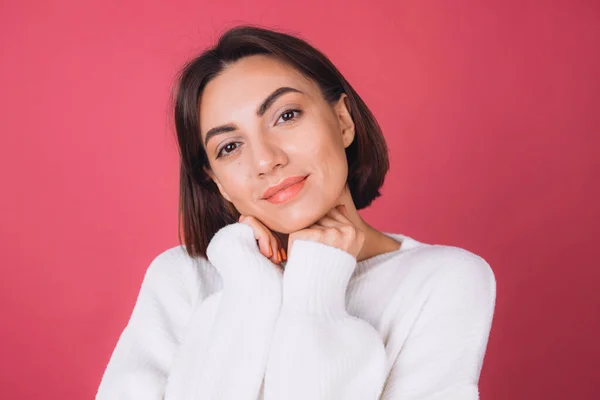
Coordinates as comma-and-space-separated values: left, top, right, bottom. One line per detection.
341, 225, 355, 236
316, 230, 325, 241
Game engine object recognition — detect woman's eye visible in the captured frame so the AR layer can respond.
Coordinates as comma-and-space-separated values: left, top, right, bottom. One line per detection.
217, 142, 240, 158
276, 109, 302, 125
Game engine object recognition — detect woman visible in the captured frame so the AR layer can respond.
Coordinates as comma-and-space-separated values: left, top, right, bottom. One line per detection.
97, 25, 496, 400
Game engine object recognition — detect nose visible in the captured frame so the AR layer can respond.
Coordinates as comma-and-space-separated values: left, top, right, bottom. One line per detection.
251, 136, 288, 177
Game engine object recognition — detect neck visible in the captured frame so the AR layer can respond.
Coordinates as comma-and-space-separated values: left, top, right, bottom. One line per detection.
350, 211, 402, 263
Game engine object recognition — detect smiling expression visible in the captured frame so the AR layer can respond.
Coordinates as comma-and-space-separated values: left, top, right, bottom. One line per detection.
199, 54, 355, 233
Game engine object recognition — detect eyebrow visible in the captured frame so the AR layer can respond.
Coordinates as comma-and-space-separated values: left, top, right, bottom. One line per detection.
203, 86, 303, 147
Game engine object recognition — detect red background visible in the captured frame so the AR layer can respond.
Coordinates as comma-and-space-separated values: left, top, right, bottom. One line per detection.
1, 1, 598, 399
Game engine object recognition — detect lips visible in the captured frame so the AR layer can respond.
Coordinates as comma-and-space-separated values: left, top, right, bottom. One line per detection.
262, 175, 308, 200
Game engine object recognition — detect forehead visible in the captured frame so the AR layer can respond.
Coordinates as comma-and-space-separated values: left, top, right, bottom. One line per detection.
198, 55, 317, 133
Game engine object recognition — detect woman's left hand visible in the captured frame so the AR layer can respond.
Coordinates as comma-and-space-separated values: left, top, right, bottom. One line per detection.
287, 204, 365, 259
238, 214, 286, 266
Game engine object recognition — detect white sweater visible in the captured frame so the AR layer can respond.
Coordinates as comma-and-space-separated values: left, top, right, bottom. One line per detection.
96, 222, 496, 400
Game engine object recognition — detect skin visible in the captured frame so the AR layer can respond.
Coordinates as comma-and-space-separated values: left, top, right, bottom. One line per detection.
199, 54, 402, 266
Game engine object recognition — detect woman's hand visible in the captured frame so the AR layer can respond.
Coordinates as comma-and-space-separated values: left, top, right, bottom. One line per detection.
288, 204, 365, 259
239, 215, 287, 266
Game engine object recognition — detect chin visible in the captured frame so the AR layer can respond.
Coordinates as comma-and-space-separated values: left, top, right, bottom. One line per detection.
264, 218, 307, 234
258, 184, 341, 232
267, 207, 326, 234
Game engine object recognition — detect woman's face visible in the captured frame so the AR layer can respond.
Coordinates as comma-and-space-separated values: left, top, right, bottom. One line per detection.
199, 54, 355, 233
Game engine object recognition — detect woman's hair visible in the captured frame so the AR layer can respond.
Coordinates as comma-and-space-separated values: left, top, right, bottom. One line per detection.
172, 24, 390, 259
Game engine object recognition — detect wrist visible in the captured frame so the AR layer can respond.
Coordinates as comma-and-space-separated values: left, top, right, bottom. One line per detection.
207, 223, 283, 295
282, 239, 357, 318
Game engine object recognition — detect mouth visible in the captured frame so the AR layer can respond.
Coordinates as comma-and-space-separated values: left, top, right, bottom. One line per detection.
262, 175, 308, 205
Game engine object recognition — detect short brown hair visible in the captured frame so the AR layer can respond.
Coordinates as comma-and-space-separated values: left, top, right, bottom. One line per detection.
172, 24, 390, 259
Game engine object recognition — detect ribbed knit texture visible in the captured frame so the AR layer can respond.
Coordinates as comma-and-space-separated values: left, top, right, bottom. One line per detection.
96, 222, 496, 400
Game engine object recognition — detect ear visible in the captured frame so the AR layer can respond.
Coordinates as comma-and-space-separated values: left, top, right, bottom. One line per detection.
334, 93, 355, 149
204, 166, 232, 202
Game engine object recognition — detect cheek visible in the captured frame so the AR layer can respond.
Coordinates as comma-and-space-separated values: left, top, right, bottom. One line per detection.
298, 118, 342, 157
218, 166, 254, 204
309, 130, 348, 178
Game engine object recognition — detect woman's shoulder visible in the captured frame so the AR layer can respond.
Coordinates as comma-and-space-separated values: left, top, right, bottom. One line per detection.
371, 235, 496, 332
380, 233, 496, 295
416, 241, 494, 283
392, 234, 496, 300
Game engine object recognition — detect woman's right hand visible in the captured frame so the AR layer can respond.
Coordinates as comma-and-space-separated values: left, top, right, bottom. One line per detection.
239, 215, 287, 267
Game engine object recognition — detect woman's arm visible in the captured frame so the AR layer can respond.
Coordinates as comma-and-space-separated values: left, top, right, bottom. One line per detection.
192, 222, 284, 399
380, 250, 496, 399
263, 239, 388, 400
96, 248, 197, 400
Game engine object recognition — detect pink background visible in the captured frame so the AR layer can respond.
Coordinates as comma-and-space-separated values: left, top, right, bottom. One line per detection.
1, 1, 598, 399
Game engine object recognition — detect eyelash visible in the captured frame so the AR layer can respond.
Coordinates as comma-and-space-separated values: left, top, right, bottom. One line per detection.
216, 108, 303, 159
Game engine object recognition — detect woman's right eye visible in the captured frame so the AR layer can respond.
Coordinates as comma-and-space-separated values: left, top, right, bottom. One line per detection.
217, 142, 241, 159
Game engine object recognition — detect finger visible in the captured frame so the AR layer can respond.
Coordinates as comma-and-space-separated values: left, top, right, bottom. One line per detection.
340, 204, 349, 217
269, 233, 282, 264
252, 218, 282, 264
328, 205, 351, 225
272, 232, 287, 262
239, 216, 272, 258
314, 215, 344, 229
240, 215, 284, 264
288, 228, 323, 257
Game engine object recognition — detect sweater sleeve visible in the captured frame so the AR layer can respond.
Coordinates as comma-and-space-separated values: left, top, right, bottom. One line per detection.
379, 250, 497, 399
192, 222, 283, 399
96, 248, 197, 400
263, 239, 388, 400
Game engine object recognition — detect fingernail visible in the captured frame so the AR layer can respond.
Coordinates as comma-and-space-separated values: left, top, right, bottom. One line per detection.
281, 247, 287, 261
268, 245, 273, 258
277, 249, 282, 263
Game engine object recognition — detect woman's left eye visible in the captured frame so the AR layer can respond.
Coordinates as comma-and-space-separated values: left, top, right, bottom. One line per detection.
276, 109, 302, 125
